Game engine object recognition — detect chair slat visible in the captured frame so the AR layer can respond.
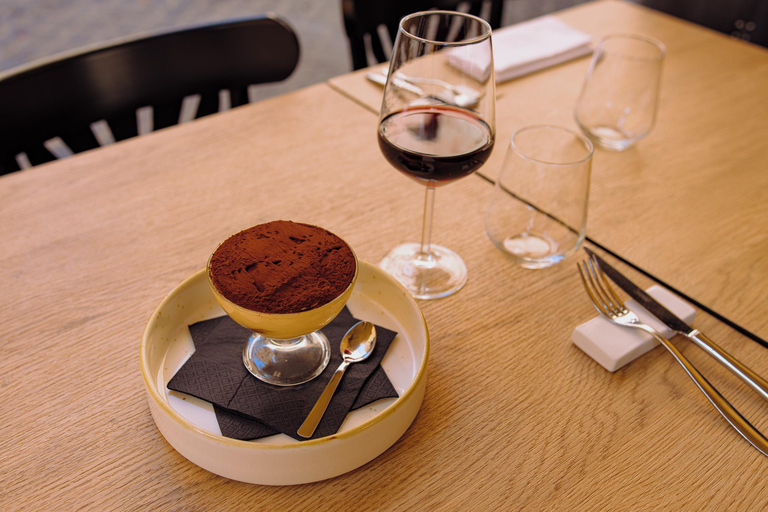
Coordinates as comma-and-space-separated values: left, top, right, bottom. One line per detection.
136, 106, 154, 136
90, 120, 116, 146
179, 94, 201, 124
15, 152, 33, 170
219, 90, 232, 112
44, 137, 74, 159
375, 25, 393, 60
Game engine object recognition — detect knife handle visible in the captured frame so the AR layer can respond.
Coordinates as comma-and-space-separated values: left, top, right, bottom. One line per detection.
644, 329, 768, 457
687, 330, 768, 403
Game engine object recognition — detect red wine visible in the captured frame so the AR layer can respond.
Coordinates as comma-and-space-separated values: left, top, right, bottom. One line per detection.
378, 105, 494, 185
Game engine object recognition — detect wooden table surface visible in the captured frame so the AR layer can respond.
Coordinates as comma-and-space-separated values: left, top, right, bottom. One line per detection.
2, 1, 767, 510
331, 0, 768, 342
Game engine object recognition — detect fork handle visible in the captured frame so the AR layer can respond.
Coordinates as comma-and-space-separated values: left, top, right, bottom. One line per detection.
643, 326, 768, 457
686, 330, 768, 403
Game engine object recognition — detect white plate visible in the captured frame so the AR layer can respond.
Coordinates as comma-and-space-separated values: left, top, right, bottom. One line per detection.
140, 261, 429, 485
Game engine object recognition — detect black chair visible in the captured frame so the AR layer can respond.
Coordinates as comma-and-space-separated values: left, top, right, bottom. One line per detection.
341, 0, 504, 70
0, 15, 300, 175
636, 0, 767, 47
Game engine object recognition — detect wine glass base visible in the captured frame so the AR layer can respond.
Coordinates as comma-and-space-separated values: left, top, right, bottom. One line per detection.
379, 242, 467, 300
242, 331, 331, 386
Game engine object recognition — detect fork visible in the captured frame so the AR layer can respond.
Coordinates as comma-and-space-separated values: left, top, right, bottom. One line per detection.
578, 256, 768, 457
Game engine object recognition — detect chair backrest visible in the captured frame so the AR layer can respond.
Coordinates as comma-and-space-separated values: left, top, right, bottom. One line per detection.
341, 0, 503, 70
0, 15, 300, 175
637, 0, 767, 47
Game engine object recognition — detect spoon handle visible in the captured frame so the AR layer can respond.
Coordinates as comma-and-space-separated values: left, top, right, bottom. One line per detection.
297, 361, 350, 438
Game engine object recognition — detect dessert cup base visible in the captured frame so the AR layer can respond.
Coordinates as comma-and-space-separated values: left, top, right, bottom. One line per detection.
242, 331, 331, 386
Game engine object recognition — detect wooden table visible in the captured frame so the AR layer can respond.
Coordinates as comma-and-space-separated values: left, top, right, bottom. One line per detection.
331, 0, 768, 342
2, 1, 767, 510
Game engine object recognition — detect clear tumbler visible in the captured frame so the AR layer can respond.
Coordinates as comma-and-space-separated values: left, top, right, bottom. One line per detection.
485, 125, 593, 269
575, 34, 665, 151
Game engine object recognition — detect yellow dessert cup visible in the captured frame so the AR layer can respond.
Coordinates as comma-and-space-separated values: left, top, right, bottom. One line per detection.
207, 257, 358, 339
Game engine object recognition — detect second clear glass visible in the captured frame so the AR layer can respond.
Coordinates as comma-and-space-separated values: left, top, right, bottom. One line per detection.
485, 125, 593, 269
575, 34, 665, 151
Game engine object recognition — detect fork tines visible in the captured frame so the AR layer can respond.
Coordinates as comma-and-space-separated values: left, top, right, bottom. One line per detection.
577, 256, 623, 316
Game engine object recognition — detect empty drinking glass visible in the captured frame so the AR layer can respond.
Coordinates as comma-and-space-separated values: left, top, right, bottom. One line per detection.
575, 34, 665, 151
485, 125, 593, 268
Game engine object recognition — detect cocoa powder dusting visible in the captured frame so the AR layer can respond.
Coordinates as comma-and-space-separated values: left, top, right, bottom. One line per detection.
209, 221, 356, 314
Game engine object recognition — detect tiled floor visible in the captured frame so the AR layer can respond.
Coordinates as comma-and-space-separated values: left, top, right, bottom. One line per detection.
0, 0, 588, 101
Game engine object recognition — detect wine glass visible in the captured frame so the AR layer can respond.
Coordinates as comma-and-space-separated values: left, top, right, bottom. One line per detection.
378, 10, 495, 300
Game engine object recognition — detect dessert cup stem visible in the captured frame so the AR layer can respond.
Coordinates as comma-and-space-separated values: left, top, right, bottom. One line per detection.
269, 336, 302, 346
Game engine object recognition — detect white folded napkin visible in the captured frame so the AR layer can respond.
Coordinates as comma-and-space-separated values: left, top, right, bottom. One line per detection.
448, 16, 593, 83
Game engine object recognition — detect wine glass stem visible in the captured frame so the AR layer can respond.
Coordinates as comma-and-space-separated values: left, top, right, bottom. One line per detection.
419, 185, 435, 257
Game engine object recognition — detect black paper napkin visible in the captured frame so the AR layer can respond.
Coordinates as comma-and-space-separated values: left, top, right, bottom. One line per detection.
168, 307, 399, 440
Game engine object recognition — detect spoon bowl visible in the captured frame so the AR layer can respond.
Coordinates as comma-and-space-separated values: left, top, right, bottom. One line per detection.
341, 321, 377, 362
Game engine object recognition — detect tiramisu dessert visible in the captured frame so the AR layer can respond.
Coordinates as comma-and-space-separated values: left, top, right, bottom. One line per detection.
208, 220, 356, 314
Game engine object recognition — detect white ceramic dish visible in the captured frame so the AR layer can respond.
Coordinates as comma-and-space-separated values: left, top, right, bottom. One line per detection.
140, 261, 429, 485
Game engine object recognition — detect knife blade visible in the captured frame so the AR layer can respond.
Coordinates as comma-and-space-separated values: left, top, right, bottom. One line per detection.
586, 248, 692, 333
584, 247, 768, 402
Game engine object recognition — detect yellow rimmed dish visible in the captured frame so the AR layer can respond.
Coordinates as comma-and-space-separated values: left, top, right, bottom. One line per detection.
140, 260, 429, 485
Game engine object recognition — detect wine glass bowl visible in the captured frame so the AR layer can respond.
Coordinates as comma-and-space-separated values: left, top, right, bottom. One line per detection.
378, 104, 494, 185
207, 222, 358, 386
377, 10, 495, 300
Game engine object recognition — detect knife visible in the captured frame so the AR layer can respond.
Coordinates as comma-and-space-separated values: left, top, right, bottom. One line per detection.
364, 71, 474, 108
365, 70, 424, 95
585, 247, 768, 402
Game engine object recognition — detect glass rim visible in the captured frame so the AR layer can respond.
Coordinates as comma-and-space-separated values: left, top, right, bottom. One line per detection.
510, 125, 594, 166
598, 33, 667, 61
398, 10, 493, 47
